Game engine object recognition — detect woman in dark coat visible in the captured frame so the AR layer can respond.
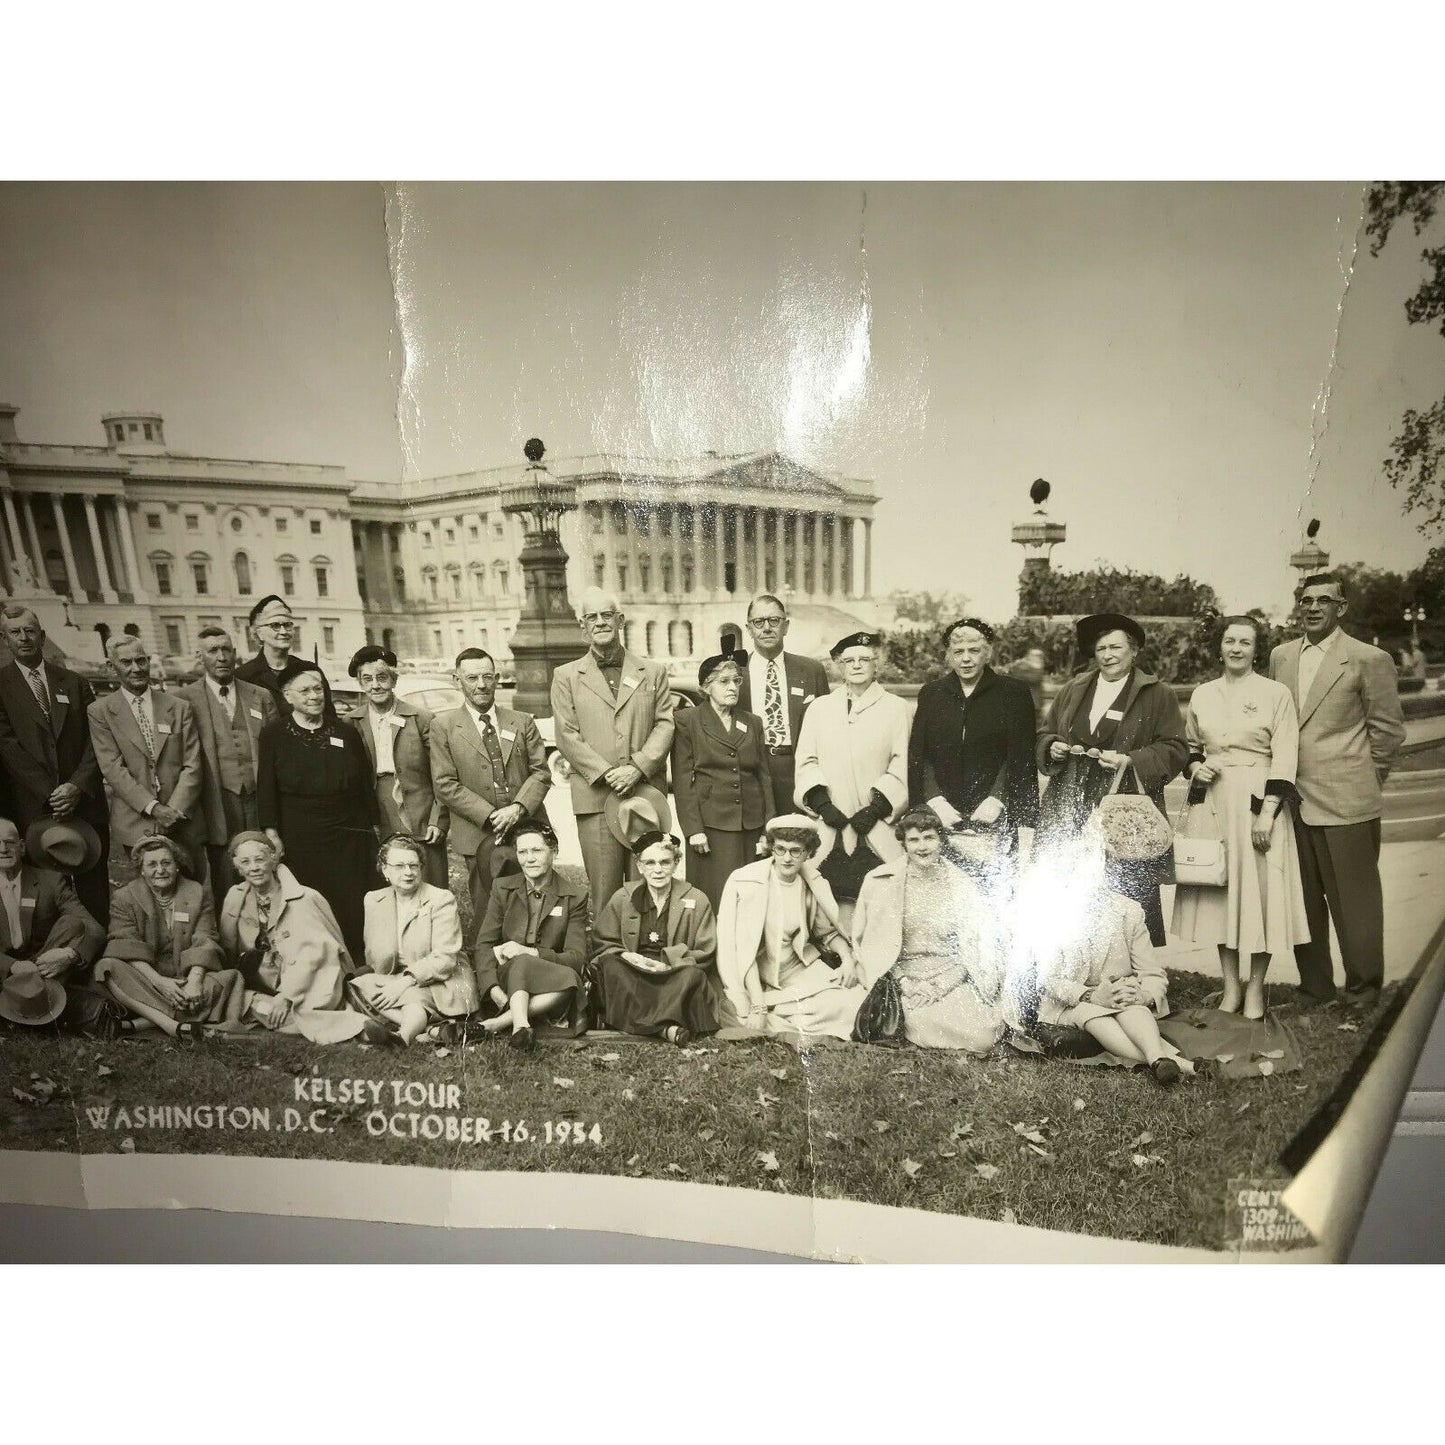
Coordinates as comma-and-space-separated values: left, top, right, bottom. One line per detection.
907, 617, 1040, 851
671, 650, 775, 911
256, 663, 378, 962
593, 831, 720, 1045
1035, 613, 1188, 945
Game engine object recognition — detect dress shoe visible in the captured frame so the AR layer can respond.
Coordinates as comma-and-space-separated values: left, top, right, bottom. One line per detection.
1343, 987, 1381, 1014
509, 1026, 536, 1054
1151, 1057, 1182, 1088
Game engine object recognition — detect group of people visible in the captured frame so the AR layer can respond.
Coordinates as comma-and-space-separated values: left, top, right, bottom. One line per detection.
0, 572, 1406, 1085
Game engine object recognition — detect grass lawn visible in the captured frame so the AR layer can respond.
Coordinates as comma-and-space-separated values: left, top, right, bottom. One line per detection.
0, 969, 1390, 1253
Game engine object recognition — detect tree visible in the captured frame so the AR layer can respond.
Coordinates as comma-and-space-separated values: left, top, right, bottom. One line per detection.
1366, 181, 1445, 535
886, 589, 971, 630
1018, 563, 1220, 618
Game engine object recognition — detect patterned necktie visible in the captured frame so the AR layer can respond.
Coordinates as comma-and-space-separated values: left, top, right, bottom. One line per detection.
763, 660, 786, 746
26, 668, 50, 719
218, 684, 231, 715
479, 716, 510, 802
131, 694, 157, 763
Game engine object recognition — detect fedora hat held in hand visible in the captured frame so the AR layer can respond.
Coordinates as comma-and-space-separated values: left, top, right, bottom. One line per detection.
603, 782, 673, 849
0, 960, 67, 1027
25, 817, 105, 874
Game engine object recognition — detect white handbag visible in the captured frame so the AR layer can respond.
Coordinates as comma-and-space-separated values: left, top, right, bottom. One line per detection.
1172, 800, 1227, 887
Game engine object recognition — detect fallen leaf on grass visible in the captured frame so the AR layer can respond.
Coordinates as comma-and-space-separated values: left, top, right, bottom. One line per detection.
96, 1065, 114, 1079
1257, 1060, 1274, 1076
11, 1087, 38, 1106
120, 1138, 135, 1153
665, 1163, 687, 1175
1254, 1049, 1285, 1060
1025, 1144, 1056, 1163
756, 1088, 779, 1109
974, 1163, 999, 1180
1000, 1208, 1018, 1225
888, 1067, 911, 1076
1072, 1098, 1086, 1112
902, 1159, 923, 1178
696, 1127, 715, 1142
1214, 1054, 1235, 1064
1337, 1021, 1360, 1033
756, 1150, 780, 1172
1012, 1122, 1048, 1145
949, 1121, 974, 1140
1131, 1153, 1163, 1167
621, 1089, 636, 1102
626, 1154, 640, 1167
872, 1120, 891, 1134
599, 1052, 621, 1062
1128, 1130, 1154, 1149
1235, 1100, 1251, 1115
433, 1047, 450, 1059
937, 1146, 958, 1159
769, 1067, 788, 1080
552, 1078, 575, 1089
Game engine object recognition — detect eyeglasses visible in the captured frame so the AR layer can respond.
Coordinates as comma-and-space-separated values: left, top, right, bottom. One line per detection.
258, 618, 294, 630
748, 616, 785, 629
581, 610, 617, 623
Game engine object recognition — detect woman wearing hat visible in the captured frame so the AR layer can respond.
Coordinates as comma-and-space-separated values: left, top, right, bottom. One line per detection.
256, 663, 379, 962
344, 645, 449, 889
218, 831, 366, 1043
670, 648, 774, 912
715, 814, 865, 1039
1171, 615, 1311, 1019
593, 831, 720, 1045
793, 631, 910, 930
348, 833, 478, 1045
95, 836, 245, 1038
471, 820, 589, 1051
1036, 613, 1188, 945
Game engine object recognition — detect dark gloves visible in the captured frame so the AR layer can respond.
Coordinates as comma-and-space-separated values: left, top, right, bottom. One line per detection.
848, 790, 891, 835
804, 785, 851, 833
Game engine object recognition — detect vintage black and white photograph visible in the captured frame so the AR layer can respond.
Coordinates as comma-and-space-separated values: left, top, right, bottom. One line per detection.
1, 180, 1443, 1259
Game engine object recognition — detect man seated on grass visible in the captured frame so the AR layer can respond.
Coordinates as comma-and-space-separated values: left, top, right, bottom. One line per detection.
95, 836, 245, 1040
715, 814, 866, 1040
0, 814, 108, 1031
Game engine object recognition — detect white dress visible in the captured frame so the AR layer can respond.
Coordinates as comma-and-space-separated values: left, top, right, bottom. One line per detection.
1169, 673, 1311, 965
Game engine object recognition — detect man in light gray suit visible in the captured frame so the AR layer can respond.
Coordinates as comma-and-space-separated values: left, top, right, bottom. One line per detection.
178, 626, 278, 908
550, 587, 677, 914
429, 648, 550, 938
1269, 573, 1405, 1009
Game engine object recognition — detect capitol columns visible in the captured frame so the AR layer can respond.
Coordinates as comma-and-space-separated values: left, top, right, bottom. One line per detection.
49, 496, 81, 599
117, 499, 148, 602
863, 517, 872, 598
82, 495, 118, 603
752, 505, 766, 594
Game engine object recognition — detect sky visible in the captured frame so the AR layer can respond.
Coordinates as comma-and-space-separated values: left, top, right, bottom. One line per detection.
2, 180, 1442, 623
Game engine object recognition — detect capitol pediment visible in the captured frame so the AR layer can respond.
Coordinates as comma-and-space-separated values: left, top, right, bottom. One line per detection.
694, 451, 859, 500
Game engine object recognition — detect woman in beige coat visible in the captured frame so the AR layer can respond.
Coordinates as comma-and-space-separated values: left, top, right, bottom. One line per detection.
219, 831, 366, 1044
348, 833, 479, 1044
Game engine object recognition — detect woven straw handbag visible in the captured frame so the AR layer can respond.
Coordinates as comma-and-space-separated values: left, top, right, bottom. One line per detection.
1090, 761, 1173, 863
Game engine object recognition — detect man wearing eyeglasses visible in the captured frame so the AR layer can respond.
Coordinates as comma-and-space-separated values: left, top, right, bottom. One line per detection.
735, 594, 830, 815
551, 587, 677, 913
234, 595, 334, 719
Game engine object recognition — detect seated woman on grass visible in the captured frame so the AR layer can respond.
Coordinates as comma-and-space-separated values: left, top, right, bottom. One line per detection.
96, 836, 246, 1040
218, 830, 366, 1044
850, 808, 1006, 1054
592, 831, 719, 1047
347, 833, 479, 1046
1031, 835, 1190, 1087
471, 820, 588, 1052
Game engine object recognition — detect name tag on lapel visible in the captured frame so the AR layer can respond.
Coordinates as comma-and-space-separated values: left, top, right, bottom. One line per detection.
622, 677, 638, 690
735, 721, 747, 733
174, 911, 191, 923
21, 898, 36, 909
501, 729, 516, 741
249, 708, 263, 719
329, 736, 346, 748
387, 715, 406, 729
1104, 709, 1124, 721
156, 723, 173, 735
548, 905, 563, 917
55, 693, 70, 704
682, 897, 696, 909
790, 687, 804, 696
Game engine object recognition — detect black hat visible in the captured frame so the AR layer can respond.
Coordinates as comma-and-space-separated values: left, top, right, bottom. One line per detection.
248, 594, 292, 627
941, 616, 996, 647
1076, 612, 1146, 655
830, 631, 882, 660
631, 830, 682, 858
510, 818, 559, 852
348, 644, 398, 678
698, 649, 749, 685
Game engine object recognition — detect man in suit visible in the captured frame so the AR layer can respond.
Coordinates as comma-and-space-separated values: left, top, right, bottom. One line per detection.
0, 813, 107, 1027
429, 648, 550, 937
737, 592, 830, 814
550, 587, 677, 915
178, 626, 278, 909
908, 618, 1040, 850
0, 605, 111, 924
1269, 573, 1405, 1010
88, 636, 205, 881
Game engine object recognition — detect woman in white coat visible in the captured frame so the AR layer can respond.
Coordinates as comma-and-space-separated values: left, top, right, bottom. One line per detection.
348, 833, 479, 1044
793, 631, 911, 930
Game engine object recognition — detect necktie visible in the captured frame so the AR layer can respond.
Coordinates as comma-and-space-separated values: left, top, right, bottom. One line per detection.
132, 695, 157, 764
218, 684, 231, 714
26, 668, 50, 719
763, 660, 786, 746
479, 717, 510, 804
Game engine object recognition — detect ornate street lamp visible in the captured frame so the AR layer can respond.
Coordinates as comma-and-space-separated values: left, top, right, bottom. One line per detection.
1012, 477, 1067, 614
499, 438, 584, 717
1404, 603, 1426, 649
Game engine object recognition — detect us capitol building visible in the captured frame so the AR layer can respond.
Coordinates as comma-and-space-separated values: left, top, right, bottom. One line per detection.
0, 406, 880, 674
